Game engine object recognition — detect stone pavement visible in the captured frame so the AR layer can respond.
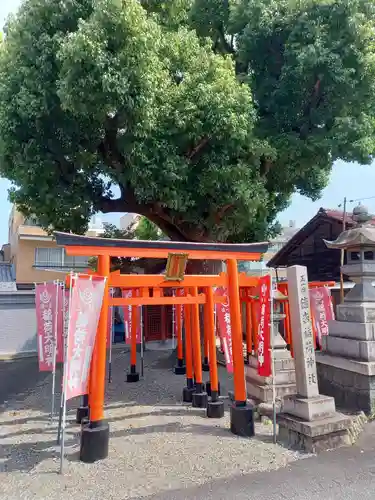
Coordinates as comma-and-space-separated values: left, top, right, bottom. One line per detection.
2, 349, 374, 500
0, 349, 305, 500
146, 421, 375, 500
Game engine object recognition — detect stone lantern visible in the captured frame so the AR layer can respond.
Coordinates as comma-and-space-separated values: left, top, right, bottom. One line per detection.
316, 204, 375, 414
332, 204, 375, 302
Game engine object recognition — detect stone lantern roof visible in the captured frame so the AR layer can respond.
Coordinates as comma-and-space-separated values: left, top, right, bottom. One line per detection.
324, 204, 375, 250
324, 204, 375, 303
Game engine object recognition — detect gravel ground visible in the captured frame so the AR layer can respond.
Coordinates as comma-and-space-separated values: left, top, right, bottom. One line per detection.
0, 349, 309, 500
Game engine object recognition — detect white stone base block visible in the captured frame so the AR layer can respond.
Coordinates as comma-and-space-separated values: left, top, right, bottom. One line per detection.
277, 412, 352, 453
282, 394, 336, 421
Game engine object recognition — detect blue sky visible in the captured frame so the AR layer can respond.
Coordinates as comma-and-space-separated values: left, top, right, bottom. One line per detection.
1, 0, 375, 242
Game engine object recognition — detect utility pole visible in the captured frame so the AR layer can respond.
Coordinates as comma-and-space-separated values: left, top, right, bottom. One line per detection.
340, 197, 347, 304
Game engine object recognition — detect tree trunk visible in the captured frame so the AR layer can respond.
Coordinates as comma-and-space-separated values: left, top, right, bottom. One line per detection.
186, 259, 224, 275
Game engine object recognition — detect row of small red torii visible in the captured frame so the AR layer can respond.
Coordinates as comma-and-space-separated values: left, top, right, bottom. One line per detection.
35, 274, 334, 378
35, 232, 335, 464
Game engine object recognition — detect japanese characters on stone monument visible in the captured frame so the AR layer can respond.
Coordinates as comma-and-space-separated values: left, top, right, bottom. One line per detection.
278, 265, 350, 452
286, 265, 319, 399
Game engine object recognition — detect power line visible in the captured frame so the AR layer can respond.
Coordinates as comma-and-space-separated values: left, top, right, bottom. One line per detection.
343, 195, 375, 204
338, 195, 375, 209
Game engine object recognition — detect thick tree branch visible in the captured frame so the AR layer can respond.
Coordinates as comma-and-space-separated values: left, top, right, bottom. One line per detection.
186, 136, 210, 160
98, 113, 128, 173
298, 79, 322, 139
97, 195, 137, 214
97, 194, 195, 241
214, 204, 234, 224
217, 29, 235, 55
260, 158, 273, 176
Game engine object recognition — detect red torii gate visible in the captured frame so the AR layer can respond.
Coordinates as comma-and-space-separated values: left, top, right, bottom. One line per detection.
56, 232, 268, 463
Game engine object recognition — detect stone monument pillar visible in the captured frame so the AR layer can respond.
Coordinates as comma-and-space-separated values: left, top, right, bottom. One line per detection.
278, 265, 350, 453
245, 289, 296, 407
316, 204, 375, 414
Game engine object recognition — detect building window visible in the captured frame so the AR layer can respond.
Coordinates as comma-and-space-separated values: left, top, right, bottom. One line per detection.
34, 248, 89, 269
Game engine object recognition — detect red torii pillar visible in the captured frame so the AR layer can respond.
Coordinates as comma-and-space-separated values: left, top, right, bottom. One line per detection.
227, 259, 254, 436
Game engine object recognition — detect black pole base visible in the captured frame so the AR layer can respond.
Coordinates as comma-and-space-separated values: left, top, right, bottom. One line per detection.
228, 390, 235, 402
207, 400, 225, 418
80, 421, 110, 463
126, 372, 140, 383
174, 364, 186, 375
192, 391, 208, 408
205, 381, 221, 397
230, 403, 255, 437
182, 386, 195, 403
202, 357, 210, 372
194, 381, 205, 392
76, 406, 89, 424
81, 416, 89, 427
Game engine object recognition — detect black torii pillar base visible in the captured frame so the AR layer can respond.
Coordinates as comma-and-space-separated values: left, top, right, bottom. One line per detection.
174, 358, 186, 375
202, 357, 210, 372
207, 401, 225, 418
205, 381, 221, 397
80, 420, 110, 463
127, 364, 140, 383
182, 378, 195, 403
230, 402, 255, 437
192, 382, 208, 408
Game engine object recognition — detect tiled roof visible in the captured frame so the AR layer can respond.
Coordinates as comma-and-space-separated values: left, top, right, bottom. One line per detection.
323, 208, 375, 226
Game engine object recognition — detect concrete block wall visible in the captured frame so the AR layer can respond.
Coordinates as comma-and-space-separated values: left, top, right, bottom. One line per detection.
0, 291, 37, 359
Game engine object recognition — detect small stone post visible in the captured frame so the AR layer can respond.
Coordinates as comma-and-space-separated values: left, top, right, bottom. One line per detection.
277, 265, 351, 453
287, 267, 319, 401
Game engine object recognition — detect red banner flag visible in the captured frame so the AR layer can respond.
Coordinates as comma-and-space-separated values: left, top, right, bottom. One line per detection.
122, 289, 141, 344
257, 275, 272, 377
309, 287, 334, 345
65, 276, 106, 401
215, 287, 234, 373
35, 283, 64, 371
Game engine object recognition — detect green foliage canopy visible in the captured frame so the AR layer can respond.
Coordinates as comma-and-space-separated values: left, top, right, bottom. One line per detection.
0, 0, 375, 243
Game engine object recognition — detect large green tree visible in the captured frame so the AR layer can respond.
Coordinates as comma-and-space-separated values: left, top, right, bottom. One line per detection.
0, 0, 375, 245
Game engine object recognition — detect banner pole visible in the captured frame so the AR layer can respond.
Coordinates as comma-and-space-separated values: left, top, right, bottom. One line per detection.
108, 289, 114, 384
270, 274, 277, 444
172, 289, 176, 350
60, 273, 74, 474
51, 280, 59, 423
57, 282, 67, 444
140, 304, 144, 377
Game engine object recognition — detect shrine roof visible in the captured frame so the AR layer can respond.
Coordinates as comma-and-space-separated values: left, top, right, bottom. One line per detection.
54, 232, 269, 260
267, 207, 375, 268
